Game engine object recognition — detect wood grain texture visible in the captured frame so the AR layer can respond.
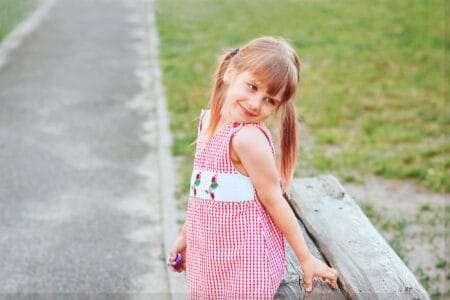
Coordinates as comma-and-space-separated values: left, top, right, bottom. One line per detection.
287, 175, 429, 300
275, 218, 346, 299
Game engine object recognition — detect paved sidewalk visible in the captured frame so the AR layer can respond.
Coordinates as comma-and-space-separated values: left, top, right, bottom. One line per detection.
0, 0, 174, 297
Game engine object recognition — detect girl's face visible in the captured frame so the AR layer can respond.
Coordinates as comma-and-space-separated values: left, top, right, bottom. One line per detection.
221, 70, 284, 124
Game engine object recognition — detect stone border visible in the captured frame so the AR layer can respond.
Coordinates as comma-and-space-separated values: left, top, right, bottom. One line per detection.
144, 0, 187, 298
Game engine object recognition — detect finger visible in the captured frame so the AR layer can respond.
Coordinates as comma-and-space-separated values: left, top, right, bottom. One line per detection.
304, 277, 313, 293
171, 265, 182, 273
328, 270, 338, 288
322, 272, 333, 281
331, 274, 337, 288
167, 254, 175, 267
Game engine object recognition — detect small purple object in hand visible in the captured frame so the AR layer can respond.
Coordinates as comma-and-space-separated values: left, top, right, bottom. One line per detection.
167, 253, 183, 269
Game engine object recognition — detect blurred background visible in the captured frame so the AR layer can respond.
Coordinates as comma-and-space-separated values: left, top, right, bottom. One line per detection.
154, 1, 448, 298
2, 0, 448, 298
1, 0, 38, 42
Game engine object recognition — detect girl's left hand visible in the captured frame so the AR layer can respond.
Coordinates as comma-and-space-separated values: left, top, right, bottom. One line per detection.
300, 254, 338, 293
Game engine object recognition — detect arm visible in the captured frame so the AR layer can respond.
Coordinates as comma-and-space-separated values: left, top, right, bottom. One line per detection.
232, 126, 311, 261
179, 219, 187, 238
232, 126, 338, 291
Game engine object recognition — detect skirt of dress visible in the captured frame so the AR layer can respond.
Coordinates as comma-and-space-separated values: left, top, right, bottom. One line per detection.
186, 197, 286, 299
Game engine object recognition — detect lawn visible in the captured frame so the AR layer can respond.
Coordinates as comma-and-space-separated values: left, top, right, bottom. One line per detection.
155, 0, 447, 194
155, 0, 447, 297
0, 0, 37, 43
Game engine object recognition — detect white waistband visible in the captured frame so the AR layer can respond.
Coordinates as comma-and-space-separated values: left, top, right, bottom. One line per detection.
189, 169, 254, 202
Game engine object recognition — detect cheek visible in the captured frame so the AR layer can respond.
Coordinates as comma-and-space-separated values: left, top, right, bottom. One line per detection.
226, 87, 243, 102
262, 105, 276, 116
223, 87, 235, 102
230, 85, 243, 95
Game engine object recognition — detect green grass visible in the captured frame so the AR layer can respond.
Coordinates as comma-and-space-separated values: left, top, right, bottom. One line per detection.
155, 0, 448, 195
0, 0, 38, 42
156, 1, 448, 294
436, 257, 447, 269
360, 201, 449, 297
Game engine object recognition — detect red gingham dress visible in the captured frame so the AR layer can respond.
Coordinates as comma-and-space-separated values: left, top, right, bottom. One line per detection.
186, 110, 286, 299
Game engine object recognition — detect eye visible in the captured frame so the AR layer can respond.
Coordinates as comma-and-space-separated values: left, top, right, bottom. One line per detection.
247, 83, 257, 91
265, 97, 276, 106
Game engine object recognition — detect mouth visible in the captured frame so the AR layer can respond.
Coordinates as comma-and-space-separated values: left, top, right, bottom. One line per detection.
239, 104, 256, 117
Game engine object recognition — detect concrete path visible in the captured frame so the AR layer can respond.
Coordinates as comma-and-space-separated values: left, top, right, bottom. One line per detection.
0, 0, 179, 298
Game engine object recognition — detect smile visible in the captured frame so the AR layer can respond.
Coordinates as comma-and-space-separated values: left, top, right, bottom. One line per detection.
239, 104, 256, 117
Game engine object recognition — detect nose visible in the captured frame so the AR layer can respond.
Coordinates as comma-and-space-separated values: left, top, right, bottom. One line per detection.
247, 94, 262, 113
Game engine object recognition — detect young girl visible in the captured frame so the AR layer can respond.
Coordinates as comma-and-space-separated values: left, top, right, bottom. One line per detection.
168, 36, 338, 299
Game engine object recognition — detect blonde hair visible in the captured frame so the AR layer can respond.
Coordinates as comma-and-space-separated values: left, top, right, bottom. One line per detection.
206, 36, 300, 193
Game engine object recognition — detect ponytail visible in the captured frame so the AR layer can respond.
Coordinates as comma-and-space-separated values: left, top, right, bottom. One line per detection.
279, 101, 298, 194
205, 49, 239, 141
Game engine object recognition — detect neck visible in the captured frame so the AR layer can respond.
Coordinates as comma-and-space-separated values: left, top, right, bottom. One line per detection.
217, 110, 233, 127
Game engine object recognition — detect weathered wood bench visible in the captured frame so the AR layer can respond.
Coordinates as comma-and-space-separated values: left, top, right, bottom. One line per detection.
168, 174, 429, 299
275, 175, 429, 300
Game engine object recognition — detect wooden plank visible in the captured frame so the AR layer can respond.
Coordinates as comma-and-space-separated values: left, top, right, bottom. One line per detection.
275, 217, 346, 299
288, 175, 429, 300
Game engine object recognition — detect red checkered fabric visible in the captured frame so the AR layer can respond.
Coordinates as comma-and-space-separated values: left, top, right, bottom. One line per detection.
186, 110, 286, 299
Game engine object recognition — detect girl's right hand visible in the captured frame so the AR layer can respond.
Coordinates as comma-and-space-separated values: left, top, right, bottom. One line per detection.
168, 235, 187, 273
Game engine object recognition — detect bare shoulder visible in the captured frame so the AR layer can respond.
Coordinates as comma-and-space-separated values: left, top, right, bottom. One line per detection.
232, 124, 272, 158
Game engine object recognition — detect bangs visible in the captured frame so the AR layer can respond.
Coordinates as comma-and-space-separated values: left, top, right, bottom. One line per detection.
241, 53, 298, 103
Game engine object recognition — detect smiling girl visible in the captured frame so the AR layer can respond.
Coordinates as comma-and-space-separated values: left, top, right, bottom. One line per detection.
168, 36, 338, 299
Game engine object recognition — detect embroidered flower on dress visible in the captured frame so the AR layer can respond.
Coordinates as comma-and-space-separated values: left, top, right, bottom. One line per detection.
191, 171, 201, 197
205, 174, 219, 200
